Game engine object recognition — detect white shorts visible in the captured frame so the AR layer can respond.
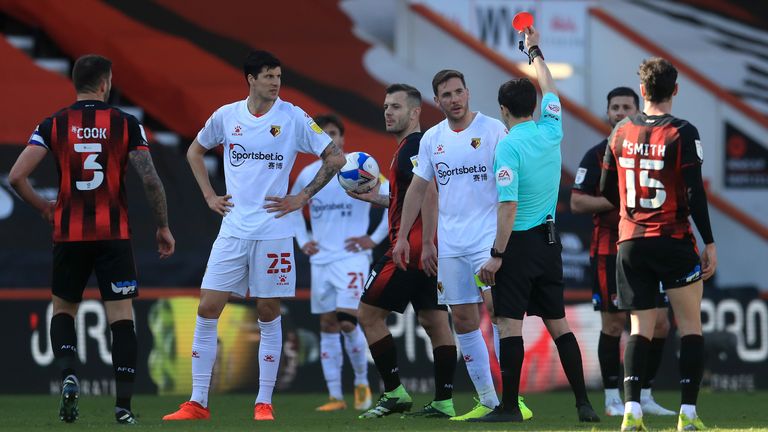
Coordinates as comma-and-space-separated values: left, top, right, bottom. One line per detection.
201, 236, 295, 298
310, 254, 369, 314
437, 250, 491, 305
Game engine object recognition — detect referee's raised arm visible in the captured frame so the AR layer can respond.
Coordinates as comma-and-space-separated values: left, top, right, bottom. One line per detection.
522, 26, 557, 97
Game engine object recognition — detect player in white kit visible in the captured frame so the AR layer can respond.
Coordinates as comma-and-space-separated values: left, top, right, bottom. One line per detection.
162, 51, 345, 422
291, 114, 389, 412
394, 70, 531, 421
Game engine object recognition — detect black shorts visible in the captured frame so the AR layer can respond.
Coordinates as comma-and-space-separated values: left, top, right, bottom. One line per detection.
494, 224, 565, 320
617, 237, 701, 311
52, 240, 139, 303
360, 255, 446, 314
591, 255, 668, 312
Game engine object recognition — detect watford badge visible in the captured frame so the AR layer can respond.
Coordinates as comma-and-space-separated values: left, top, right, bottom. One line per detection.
437, 281, 444, 293
470, 138, 481, 149
270, 125, 281, 137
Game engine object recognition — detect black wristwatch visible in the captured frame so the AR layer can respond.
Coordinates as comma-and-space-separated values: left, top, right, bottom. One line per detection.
490, 247, 504, 258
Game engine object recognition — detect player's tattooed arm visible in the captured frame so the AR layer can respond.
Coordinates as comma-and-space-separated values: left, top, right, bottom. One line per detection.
129, 150, 169, 228
301, 141, 346, 199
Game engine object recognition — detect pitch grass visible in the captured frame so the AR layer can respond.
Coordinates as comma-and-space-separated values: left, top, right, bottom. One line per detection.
0, 391, 766, 431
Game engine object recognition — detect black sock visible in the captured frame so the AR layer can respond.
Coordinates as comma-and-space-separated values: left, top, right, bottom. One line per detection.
369, 335, 401, 393
51, 313, 78, 381
499, 336, 523, 413
555, 332, 590, 406
432, 345, 456, 401
598, 332, 621, 390
624, 335, 651, 403
111, 320, 137, 411
679, 334, 704, 405
643, 338, 667, 389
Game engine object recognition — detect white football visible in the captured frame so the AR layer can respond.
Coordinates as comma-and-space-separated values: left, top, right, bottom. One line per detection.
337, 152, 379, 192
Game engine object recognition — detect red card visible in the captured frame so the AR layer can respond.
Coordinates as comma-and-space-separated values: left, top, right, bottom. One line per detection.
512, 11, 534, 31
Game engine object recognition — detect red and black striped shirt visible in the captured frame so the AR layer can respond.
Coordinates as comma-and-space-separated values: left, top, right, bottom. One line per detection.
572, 139, 619, 256
385, 132, 428, 269
603, 113, 702, 243
28, 100, 149, 242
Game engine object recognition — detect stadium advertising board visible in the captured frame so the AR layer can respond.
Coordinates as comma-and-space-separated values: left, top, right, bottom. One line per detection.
724, 123, 768, 188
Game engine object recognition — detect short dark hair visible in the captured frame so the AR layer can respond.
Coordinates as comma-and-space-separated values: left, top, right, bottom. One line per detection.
72, 54, 112, 93
313, 114, 345, 136
385, 83, 422, 107
638, 57, 677, 103
431, 70, 466, 96
606, 86, 639, 109
243, 50, 281, 83
497, 78, 537, 118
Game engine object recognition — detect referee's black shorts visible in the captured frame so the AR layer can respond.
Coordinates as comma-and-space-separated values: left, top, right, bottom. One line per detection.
494, 224, 565, 320
52, 239, 139, 303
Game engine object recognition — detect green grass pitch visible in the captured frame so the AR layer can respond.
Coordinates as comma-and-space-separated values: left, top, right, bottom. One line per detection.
1, 391, 766, 431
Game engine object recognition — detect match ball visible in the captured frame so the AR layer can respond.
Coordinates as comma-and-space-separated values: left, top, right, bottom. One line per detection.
337, 152, 379, 193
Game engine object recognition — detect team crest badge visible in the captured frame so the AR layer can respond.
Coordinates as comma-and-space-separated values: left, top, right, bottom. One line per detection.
470, 138, 481, 149
270, 125, 281, 137
437, 281, 443, 293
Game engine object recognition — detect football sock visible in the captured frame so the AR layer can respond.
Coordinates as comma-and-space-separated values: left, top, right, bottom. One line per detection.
369, 335, 400, 392
320, 332, 344, 400
432, 345, 457, 401
679, 335, 704, 406
256, 316, 282, 405
456, 329, 499, 408
643, 337, 666, 388
342, 326, 369, 386
190, 315, 218, 408
51, 313, 78, 381
499, 336, 524, 413
110, 320, 137, 411
598, 332, 622, 390
554, 332, 590, 406
624, 335, 651, 403
492, 323, 500, 363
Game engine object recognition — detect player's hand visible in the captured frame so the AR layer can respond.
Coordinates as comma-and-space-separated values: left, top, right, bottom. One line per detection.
522, 25, 540, 49
41, 200, 55, 225
156, 227, 175, 259
206, 194, 234, 216
478, 257, 502, 286
347, 181, 380, 203
264, 192, 308, 218
392, 238, 410, 271
701, 243, 717, 281
301, 240, 319, 256
345, 235, 376, 252
421, 241, 438, 277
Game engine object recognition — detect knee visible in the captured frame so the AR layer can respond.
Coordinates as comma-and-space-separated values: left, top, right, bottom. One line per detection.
336, 311, 358, 333
319, 315, 340, 333
451, 307, 479, 334
545, 318, 571, 339
357, 305, 376, 330
197, 301, 224, 319
654, 312, 671, 337
257, 302, 281, 322
602, 315, 626, 337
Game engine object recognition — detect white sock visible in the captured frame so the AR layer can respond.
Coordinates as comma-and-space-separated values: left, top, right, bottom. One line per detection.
625, 401, 643, 418
456, 329, 499, 408
320, 332, 344, 399
491, 323, 500, 363
255, 316, 282, 405
190, 315, 218, 408
680, 404, 697, 419
640, 388, 652, 401
342, 326, 369, 386
605, 388, 622, 404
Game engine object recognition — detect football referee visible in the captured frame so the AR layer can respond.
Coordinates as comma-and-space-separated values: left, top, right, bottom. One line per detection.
473, 25, 599, 423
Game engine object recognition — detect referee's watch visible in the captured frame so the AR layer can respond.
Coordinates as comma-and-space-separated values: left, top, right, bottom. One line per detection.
490, 247, 504, 258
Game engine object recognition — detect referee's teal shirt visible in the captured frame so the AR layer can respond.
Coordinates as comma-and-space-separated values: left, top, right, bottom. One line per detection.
494, 92, 563, 231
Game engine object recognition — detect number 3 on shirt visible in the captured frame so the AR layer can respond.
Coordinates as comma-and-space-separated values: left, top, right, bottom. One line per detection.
619, 157, 666, 209
74, 143, 104, 191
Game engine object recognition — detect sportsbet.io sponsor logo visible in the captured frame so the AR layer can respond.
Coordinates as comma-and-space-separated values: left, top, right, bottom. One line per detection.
310, 198, 354, 219
436, 162, 487, 185
229, 143, 284, 167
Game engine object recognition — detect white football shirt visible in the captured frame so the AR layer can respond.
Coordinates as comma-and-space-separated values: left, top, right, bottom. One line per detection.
197, 97, 331, 239
292, 159, 388, 264
413, 113, 507, 257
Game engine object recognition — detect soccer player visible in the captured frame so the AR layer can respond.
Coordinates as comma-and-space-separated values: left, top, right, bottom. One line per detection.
474, 26, 599, 423
571, 87, 674, 416
291, 114, 388, 412
8, 54, 175, 425
348, 84, 458, 419
162, 51, 345, 422
600, 57, 717, 432
393, 70, 531, 422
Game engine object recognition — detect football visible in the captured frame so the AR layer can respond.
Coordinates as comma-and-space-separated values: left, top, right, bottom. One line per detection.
337, 151, 379, 193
